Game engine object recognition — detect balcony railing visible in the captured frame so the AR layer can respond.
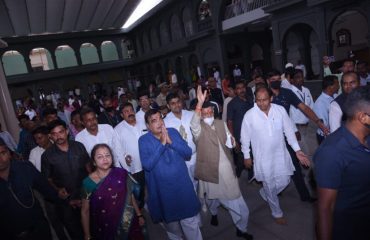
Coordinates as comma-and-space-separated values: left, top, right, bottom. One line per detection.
224, 0, 280, 20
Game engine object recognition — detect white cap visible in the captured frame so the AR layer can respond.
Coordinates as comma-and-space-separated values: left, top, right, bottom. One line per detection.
285, 63, 294, 68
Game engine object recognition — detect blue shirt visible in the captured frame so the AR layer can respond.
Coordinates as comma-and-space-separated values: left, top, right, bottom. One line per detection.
139, 128, 200, 223
227, 96, 254, 142
314, 126, 370, 239
272, 87, 302, 113
313, 92, 334, 136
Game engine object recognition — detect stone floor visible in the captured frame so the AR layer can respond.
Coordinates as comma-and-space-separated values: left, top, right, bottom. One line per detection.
51, 122, 320, 240
145, 171, 317, 240
145, 121, 320, 240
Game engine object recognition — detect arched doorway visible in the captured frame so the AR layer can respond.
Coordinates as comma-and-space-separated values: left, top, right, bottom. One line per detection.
55, 45, 78, 68
2, 50, 28, 75
330, 10, 369, 63
80, 43, 99, 65
29, 48, 55, 71
283, 24, 319, 79
251, 43, 264, 69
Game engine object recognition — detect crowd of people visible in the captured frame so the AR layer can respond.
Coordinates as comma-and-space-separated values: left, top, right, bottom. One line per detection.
0, 57, 369, 240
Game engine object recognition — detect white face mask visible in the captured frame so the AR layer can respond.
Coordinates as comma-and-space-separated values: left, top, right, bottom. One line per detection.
203, 117, 214, 126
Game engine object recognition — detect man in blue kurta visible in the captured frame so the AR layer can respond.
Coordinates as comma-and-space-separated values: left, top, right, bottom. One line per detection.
139, 109, 202, 240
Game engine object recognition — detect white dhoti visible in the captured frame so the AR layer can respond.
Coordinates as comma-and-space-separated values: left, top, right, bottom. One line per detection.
187, 153, 198, 190
259, 175, 290, 218
207, 195, 250, 232
163, 215, 203, 240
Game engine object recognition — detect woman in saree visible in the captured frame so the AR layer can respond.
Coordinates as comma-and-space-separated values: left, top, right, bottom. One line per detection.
81, 143, 146, 240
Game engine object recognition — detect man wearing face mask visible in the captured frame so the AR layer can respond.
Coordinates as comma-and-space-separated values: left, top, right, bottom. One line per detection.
315, 86, 370, 240
190, 86, 253, 240
98, 96, 121, 127
267, 69, 328, 203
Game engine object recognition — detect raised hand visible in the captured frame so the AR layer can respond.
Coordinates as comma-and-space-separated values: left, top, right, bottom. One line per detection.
162, 126, 172, 145
160, 127, 166, 145
196, 85, 207, 107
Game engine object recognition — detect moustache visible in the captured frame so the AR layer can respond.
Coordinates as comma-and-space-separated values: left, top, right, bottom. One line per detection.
128, 114, 135, 118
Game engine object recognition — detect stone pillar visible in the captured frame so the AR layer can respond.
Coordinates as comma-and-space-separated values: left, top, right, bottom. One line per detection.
271, 20, 284, 72
72, 46, 83, 66
0, 39, 19, 141
112, 39, 123, 60
48, 47, 58, 69
96, 47, 103, 63
20, 49, 34, 73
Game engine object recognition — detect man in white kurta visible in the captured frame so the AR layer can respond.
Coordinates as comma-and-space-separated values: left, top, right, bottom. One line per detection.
164, 93, 197, 186
114, 102, 145, 207
75, 108, 125, 169
136, 92, 152, 132
241, 87, 310, 224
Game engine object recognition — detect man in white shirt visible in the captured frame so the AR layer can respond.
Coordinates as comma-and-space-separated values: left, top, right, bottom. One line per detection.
164, 93, 197, 187
241, 86, 310, 225
289, 69, 314, 155
329, 72, 360, 133
313, 76, 339, 144
127, 92, 138, 111
281, 66, 294, 90
295, 60, 307, 79
114, 102, 145, 207
29, 126, 52, 171
0, 123, 17, 152
357, 61, 370, 86
136, 91, 152, 132
213, 67, 221, 88
75, 108, 124, 169
233, 64, 242, 80
156, 83, 169, 107
323, 57, 355, 93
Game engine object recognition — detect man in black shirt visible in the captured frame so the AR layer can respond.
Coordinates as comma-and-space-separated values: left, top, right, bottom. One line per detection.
267, 69, 329, 202
227, 80, 254, 177
0, 139, 61, 240
42, 119, 90, 240
208, 77, 224, 107
98, 96, 121, 127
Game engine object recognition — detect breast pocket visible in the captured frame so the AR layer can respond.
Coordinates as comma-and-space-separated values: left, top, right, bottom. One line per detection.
272, 118, 283, 131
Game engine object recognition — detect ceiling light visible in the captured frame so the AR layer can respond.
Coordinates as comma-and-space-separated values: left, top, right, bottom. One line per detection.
122, 0, 163, 29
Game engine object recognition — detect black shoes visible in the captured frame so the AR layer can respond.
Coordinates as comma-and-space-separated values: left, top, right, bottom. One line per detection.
210, 215, 218, 226
236, 228, 254, 240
